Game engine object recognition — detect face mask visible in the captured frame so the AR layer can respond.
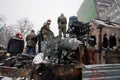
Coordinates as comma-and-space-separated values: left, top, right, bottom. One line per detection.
47, 23, 51, 25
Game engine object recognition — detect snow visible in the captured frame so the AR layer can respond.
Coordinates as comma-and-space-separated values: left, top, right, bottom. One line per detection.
32, 52, 43, 64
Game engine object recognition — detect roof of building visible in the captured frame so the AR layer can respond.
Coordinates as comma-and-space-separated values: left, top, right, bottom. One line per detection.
92, 19, 120, 28
95, 0, 116, 14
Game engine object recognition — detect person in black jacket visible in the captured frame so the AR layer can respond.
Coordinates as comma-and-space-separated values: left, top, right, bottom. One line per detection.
36, 29, 43, 53
7, 32, 24, 56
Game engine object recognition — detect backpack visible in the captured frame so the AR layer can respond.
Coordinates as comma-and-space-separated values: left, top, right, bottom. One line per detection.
60, 17, 66, 24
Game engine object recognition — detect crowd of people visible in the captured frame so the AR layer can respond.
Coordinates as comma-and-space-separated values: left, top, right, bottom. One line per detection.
6, 12, 119, 57
7, 13, 67, 56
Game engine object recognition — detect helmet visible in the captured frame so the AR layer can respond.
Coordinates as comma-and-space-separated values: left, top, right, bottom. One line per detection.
47, 19, 51, 22
16, 32, 23, 39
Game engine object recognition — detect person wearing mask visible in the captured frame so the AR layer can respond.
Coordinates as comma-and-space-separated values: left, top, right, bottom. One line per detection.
57, 13, 67, 38
26, 30, 37, 55
7, 32, 24, 56
41, 19, 54, 41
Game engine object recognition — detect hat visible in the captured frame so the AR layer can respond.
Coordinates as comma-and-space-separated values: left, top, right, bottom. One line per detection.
16, 32, 23, 39
47, 19, 51, 22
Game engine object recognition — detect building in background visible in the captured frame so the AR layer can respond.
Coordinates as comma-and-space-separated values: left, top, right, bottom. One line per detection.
77, 0, 120, 23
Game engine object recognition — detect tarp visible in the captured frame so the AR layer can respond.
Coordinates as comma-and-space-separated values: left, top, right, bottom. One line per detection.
92, 19, 120, 28
77, 0, 97, 23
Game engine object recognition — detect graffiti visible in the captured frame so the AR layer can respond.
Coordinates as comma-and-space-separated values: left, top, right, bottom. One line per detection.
89, 68, 105, 80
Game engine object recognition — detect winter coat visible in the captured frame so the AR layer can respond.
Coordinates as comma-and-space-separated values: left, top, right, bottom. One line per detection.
7, 37, 24, 54
36, 32, 43, 45
58, 16, 67, 29
41, 25, 54, 41
58, 16, 67, 24
26, 33, 37, 46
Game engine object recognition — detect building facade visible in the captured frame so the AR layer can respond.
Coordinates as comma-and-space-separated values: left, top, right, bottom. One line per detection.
77, 0, 120, 23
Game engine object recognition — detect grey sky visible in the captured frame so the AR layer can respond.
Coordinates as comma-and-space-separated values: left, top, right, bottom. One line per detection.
0, 0, 83, 36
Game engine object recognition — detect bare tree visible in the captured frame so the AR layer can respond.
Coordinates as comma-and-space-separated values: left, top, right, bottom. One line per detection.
17, 18, 33, 35
0, 15, 6, 31
0, 25, 10, 48
0, 17, 34, 48
0, 24, 25, 48
0, 15, 6, 22
0, 15, 7, 48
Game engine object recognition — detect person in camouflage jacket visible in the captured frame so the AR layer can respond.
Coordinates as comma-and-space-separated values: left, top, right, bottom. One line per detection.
26, 30, 37, 55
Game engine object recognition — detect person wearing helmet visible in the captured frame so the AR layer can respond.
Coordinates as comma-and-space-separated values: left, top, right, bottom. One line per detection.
41, 20, 54, 41
36, 20, 54, 52
57, 13, 67, 38
7, 32, 24, 56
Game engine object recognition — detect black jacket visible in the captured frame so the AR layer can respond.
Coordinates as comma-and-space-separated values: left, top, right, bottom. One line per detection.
7, 37, 24, 54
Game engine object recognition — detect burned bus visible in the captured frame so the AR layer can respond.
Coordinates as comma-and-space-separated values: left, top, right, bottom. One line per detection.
82, 19, 120, 80
89, 19, 120, 64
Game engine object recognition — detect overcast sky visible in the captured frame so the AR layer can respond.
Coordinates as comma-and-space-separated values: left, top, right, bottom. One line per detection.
0, 0, 83, 36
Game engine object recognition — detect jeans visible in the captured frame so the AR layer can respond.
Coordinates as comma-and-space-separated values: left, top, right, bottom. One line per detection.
26, 46, 36, 55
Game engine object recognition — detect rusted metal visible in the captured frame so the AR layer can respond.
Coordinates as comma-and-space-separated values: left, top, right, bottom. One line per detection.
0, 66, 31, 79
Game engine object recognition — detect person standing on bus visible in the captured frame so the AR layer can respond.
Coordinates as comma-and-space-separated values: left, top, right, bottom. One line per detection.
57, 13, 67, 38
